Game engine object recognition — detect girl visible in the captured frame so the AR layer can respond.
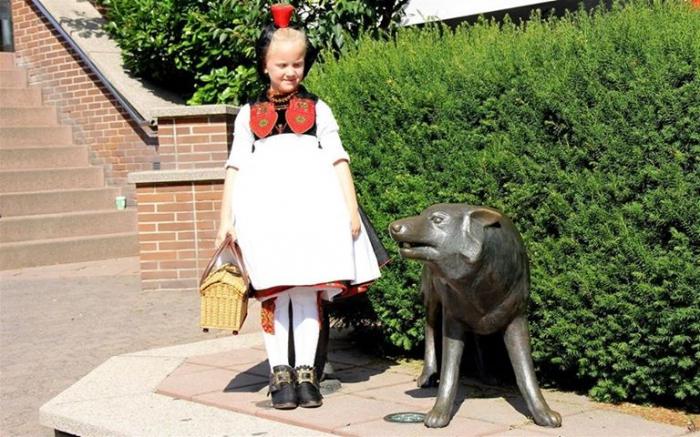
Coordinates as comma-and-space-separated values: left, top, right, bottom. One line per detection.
216, 5, 386, 410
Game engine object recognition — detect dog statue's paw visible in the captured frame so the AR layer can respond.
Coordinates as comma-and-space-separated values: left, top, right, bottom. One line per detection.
417, 368, 439, 388
424, 406, 451, 428
533, 408, 562, 428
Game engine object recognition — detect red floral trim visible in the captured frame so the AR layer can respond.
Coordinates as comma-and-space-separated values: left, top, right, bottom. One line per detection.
286, 97, 315, 134
253, 279, 378, 301
250, 102, 277, 138
261, 298, 276, 334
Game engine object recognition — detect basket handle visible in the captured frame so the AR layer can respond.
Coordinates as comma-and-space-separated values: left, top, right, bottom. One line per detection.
199, 235, 249, 286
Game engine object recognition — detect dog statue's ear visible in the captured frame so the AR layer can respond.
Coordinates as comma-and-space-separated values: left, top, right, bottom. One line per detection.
459, 207, 501, 262
470, 207, 502, 228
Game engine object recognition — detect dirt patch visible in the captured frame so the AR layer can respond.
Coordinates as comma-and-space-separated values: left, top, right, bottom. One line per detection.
595, 402, 698, 432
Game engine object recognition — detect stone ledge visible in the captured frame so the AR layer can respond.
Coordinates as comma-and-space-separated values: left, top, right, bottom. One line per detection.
152, 105, 239, 119
39, 334, 329, 437
128, 168, 225, 184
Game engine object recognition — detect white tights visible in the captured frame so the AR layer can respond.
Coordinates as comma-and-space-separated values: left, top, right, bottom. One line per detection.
263, 287, 320, 370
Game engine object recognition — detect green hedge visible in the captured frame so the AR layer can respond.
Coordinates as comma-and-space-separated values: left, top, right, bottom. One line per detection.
307, 1, 700, 410
99, 0, 407, 103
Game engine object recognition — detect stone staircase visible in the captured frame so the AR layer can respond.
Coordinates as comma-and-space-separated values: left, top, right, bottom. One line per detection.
0, 52, 138, 270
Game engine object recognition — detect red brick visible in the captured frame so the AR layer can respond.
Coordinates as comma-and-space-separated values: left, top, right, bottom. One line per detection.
176, 250, 197, 260
159, 241, 194, 251
155, 184, 192, 193
177, 232, 196, 241
141, 270, 178, 280
157, 202, 191, 213
158, 222, 193, 231
190, 143, 228, 153
139, 193, 177, 203
141, 251, 178, 261
159, 260, 197, 270
191, 125, 226, 134
139, 232, 177, 242
176, 213, 195, 221
174, 134, 210, 144
139, 242, 158, 252
137, 213, 175, 222
178, 269, 198, 279
140, 261, 158, 270
194, 191, 223, 201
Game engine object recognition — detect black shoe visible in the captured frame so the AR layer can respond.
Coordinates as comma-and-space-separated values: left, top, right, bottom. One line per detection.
295, 365, 323, 408
269, 365, 297, 410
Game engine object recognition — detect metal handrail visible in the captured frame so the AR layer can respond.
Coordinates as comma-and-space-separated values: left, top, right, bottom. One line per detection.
29, 0, 157, 143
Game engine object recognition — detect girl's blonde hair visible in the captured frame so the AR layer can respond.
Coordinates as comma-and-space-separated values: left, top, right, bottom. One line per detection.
270, 27, 307, 51
255, 25, 316, 82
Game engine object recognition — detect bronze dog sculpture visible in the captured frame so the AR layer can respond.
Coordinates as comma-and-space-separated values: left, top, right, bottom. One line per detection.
390, 204, 561, 428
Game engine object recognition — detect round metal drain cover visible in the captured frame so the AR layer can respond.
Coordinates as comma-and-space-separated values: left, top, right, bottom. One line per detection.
383, 412, 426, 423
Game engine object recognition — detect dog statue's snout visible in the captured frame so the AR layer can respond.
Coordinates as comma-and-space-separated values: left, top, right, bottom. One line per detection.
390, 222, 405, 235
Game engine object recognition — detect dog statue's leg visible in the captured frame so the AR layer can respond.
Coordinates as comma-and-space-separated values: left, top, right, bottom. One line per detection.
425, 314, 463, 428
503, 315, 562, 427
418, 267, 440, 387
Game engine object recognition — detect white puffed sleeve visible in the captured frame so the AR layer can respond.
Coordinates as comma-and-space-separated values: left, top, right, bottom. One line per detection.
316, 100, 350, 164
224, 104, 254, 170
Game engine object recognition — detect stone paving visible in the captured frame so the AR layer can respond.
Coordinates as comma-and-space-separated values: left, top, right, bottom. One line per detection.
3, 257, 696, 437
155, 343, 691, 437
0, 257, 259, 437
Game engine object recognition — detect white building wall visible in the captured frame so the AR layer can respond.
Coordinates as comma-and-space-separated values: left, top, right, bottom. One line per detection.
403, 0, 557, 25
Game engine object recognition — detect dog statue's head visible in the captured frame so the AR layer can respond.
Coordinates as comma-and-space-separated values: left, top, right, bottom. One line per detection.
389, 204, 504, 279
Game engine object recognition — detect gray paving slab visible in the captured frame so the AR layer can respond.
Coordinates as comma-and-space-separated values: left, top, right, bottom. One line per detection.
42, 393, 328, 437
0, 257, 254, 436
516, 409, 688, 437
39, 334, 329, 437
3, 257, 693, 437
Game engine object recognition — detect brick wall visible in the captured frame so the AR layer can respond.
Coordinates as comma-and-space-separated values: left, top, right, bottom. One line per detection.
10, 0, 157, 201
158, 114, 234, 170
129, 108, 234, 291
133, 174, 223, 291
10, 0, 238, 290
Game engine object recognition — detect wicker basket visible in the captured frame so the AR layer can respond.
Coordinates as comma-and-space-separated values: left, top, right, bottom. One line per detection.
199, 236, 250, 334
200, 264, 248, 333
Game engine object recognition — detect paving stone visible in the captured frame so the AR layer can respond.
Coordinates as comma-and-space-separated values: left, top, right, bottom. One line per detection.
227, 359, 272, 377
353, 380, 443, 410
485, 427, 554, 436
193, 383, 271, 417
256, 393, 414, 433
334, 366, 416, 394
3, 256, 691, 437
327, 349, 391, 367
517, 409, 688, 437
156, 367, 266, 400
165, 362, 218, 378
338, 415, 509, 436
0, 257, 238, 436
41, 392, 327, 437
186, 347, 268, 368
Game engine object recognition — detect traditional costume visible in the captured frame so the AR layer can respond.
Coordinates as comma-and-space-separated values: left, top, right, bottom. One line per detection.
224, 18, 387, 406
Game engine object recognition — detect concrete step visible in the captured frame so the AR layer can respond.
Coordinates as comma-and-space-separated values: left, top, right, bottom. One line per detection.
0, 232, 139, 270
0, 187, 119, 217
0, 209, 136, 243
0, 69, 27, 88
0, 107, 58, 127
0, 88, 42, 107
0, 126, 73, 147
0, 146, 88, 170
0, 52, 15, 69
0, 167, 104, 193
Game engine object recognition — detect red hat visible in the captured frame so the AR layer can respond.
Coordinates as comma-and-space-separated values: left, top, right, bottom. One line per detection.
271, 4, 294, 28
